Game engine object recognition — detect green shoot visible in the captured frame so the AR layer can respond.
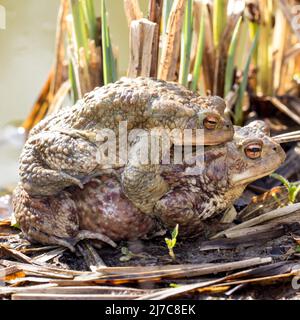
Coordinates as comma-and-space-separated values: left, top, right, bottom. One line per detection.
235, 20, 249, 70
248, 20, 258, 70
68, 60, 79, 103
179, 0, 193, 87
70, 0, 89, 59
165, 224, 179, 260
256, 0, 273, 96
271, 173, 290, 189
80, 0, 97, 43
119, 247, 147, 262
162, 0, 173, 35
234, 28, 259, 125
224, 16, 242, 97
213, 0, 227, 50
191, 5, 205, 92
271, 173, 300, 205
101, 0, 117, 85
119, 247, 134, 262
10, 213, 20, 229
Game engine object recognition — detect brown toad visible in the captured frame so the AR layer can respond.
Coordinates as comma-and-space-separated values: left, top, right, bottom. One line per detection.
155, 121, 286, 236
12, 121, 285, 250
19, 77, 233, 201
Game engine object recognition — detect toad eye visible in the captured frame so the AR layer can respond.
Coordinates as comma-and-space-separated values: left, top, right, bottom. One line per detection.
245, 144, 262, 159
203, 116, 219, 130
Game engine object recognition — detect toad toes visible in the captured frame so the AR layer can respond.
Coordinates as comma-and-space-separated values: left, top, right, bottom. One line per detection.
19, 77, 233, 198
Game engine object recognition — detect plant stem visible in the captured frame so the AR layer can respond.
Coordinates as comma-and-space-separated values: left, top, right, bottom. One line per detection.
224, 16, 242, 97
162, 0, 173, 35
169, 248, 175, 260
69, 60, 78, 103
80, 0, 97, 43
213, 0, 227, 50
235, 29, 260, 125
179, 0, 193, 86
101, 0, 117, 84
70, 0, 89, 59
257, 0, 273, 96
248, 21, 258, 68
191, 5, 205, 91
235, 20, 248, 70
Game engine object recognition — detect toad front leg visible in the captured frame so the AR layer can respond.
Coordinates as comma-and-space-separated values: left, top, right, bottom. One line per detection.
122, 165, 170, 214
19, 129, 114, 196
154, 189, 207, 237
121, 131, 170, 214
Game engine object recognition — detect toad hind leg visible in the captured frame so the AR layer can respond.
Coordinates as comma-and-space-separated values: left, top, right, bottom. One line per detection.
12, 185, 116, 252
19, 130, 103, 196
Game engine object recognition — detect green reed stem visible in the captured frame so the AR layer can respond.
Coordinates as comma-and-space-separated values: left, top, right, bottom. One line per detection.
80, 0, 97, 43
213, 0, 227, 50
235, 29, 259, 126
256, 0, 273, 96
162, 0, 173, 35
179, 0, 193, 87
224, 16, 242, 97
191, 6, 205, 92
70, 0, 89, 59
69, 60, 78, 103
101, 0, 117, 84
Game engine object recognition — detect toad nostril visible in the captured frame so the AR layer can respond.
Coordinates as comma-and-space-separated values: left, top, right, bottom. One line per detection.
273, 146, 277, 151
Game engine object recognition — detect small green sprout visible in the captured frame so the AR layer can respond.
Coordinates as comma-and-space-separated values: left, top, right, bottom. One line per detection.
165, 224, 179, 260
119, 247, 147, 262
270, 173, 300, 204
10, 213, 20, 229
119, 247, 135, 262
